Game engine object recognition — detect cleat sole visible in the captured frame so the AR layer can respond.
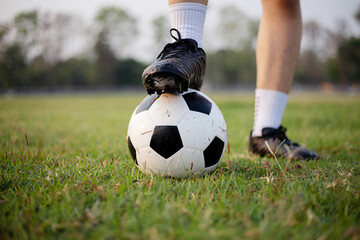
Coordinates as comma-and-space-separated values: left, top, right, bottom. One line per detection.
145, 75, 189, 95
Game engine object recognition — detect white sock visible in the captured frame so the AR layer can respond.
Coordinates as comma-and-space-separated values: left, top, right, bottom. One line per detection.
168, 3, 207, 48
252, 89, 289, 137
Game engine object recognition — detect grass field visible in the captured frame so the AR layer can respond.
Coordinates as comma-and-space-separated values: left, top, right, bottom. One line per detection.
0, 92, 359, 240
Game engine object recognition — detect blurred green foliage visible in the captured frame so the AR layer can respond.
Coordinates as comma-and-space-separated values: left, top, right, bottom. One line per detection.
0, 5, 359, 91
338, 38, 360, 85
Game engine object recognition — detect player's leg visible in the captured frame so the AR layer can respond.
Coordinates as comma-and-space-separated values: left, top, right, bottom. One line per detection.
142, 0, 208, 95
249, 0, 318, 160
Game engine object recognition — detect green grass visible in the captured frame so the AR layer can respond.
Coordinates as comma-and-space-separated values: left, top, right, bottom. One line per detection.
0, 92, 359, 240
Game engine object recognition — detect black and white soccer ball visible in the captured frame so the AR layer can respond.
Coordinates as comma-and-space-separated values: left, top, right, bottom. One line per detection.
127, 89, 227, 178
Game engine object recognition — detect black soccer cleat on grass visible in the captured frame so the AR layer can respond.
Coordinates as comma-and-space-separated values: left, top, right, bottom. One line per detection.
142, 28, 206, 95
248, 126, 318, 160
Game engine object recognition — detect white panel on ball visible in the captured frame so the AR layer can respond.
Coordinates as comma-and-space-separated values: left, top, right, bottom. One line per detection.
148, 93, 188, 125
178, 112, 215, 151
137, 147, 166, 176
208, 101, 227, 143
127, 111, 155, 150
162, 148, 205, 178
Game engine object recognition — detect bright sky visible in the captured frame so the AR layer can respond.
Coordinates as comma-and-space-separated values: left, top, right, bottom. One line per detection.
0, 0, 359, 61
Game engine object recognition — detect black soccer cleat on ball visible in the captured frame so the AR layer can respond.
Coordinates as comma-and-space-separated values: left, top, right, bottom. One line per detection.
142, 28, 206, 95
248, 126, 318, 160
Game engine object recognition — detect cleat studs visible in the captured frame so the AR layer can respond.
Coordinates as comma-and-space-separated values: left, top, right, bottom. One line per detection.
178, 83, 182, 93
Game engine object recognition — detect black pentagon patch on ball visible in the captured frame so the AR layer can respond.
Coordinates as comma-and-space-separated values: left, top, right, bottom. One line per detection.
150, 126, 183, 159
136, 93, 159, 114
182, 92, 212, 115
203, 136, 225, 168
127, 136, 138, 165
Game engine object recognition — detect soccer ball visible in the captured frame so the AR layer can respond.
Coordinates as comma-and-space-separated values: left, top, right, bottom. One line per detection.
127, 89, 227, 178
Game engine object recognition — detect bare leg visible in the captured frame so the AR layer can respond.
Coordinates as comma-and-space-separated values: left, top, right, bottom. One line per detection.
250, 0, 317, 160
257, 0, 302, 93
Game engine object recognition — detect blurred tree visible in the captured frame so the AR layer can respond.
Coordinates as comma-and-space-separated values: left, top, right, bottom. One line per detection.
151, 15, 169, 52
355, 5, 360, 24
322, 19, 353, 85
95, 6, 138, 58
295, 50, 327, 84
0, 44, 27, 88
13, 10, 39, 62
116, 58, 145, 86
338, 37, 360, 85
294, 20, 328, 84
0, 8, 145, 90
325, 56, 340, 83
94, 31, 145, 87
247, 19, 260, 49
207, 48, 256, 86
325, 20, 349, 58
26, 55, 48, 87
0, 24, 9, 48
206, 6, 258, 86
38, 12, 82, 65
11, 10, 82, 64
303, 20, 327, 57
51, 58, 94, 87
94, 30, 118, 85
216, 5, 255, 50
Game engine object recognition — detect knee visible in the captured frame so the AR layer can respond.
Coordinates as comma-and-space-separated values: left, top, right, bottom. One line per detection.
263, 0, 301, 18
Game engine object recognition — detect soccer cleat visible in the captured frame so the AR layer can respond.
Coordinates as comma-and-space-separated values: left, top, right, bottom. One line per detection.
248, 126, 318, 160
142, 28, 206, 95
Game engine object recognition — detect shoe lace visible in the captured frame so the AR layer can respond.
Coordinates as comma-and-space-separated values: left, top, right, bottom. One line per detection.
274, 126, 300, 147
275, 126, 288, 141
156, 28, 198, 59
